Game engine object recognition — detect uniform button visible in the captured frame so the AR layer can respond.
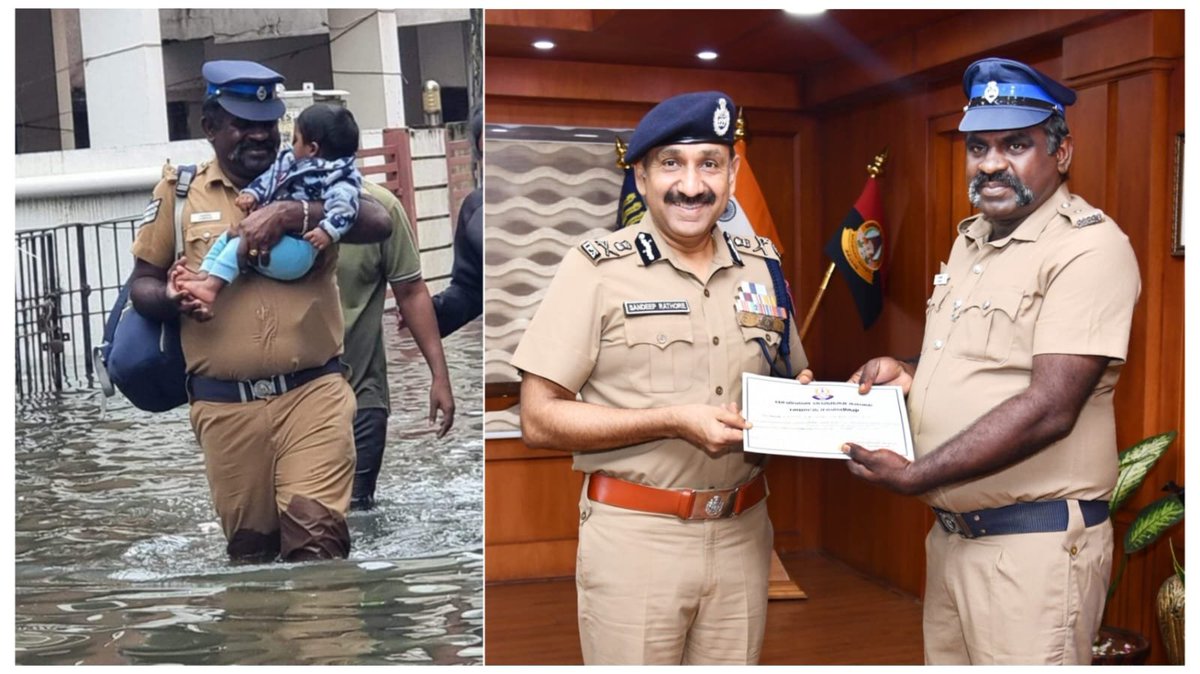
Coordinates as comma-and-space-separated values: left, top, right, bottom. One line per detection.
933, 340, 944, 350
1061, 202, 1071, 209
657, 334, 667, 344
703, 289, 710, 298
712, 336, 720, 345
982, 300, 991, 310
203, 232, 211, 240
1070, 545, 1078, 556
953, 299, 962, 308
715, 386, 724, 395
972, 264, 983, 274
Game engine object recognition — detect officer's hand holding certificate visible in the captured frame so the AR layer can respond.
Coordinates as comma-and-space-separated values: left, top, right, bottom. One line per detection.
741, 373, 914, 460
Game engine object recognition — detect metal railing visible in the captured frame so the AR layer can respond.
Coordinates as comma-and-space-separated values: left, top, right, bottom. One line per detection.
15, 215, 144, 398
15, 211, 457, 399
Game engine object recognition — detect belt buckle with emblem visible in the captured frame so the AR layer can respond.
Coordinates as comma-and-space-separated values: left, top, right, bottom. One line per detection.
252, 379, 276, 399
704, 494, 726, 518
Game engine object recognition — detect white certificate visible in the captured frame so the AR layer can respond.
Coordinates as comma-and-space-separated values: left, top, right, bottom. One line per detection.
741, 373, 914, 460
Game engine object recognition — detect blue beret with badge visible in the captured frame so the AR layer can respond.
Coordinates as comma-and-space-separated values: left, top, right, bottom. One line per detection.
624, 91, 738, 165
202, 60, 286, 122
959, 57, 1076, 132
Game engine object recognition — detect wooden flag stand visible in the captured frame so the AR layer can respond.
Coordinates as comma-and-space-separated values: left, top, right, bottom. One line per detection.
767, 149, 889, 602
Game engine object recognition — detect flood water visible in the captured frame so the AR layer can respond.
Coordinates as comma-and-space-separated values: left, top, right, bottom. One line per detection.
14, 319, 484, 665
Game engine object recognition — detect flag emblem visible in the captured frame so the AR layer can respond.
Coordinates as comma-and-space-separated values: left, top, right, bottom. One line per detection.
839, 220, 884, 282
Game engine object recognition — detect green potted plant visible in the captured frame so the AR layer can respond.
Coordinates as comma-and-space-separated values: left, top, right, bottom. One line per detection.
1092, 431, 1185, 665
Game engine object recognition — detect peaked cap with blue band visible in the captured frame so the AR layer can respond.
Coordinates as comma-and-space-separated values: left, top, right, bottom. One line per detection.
959, 58, 1076, 132
624, 91, 738, 165
202, 60, 286, 122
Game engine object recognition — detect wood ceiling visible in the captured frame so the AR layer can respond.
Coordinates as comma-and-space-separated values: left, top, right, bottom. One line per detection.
485, 9, 966, 74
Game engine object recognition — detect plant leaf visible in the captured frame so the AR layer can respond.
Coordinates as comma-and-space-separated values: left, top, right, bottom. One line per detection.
1124, 493, 1185, 554
1111, 431, 1177, 514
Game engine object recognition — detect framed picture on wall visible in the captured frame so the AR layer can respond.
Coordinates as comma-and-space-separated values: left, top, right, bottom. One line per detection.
1172, 132, 1184, 257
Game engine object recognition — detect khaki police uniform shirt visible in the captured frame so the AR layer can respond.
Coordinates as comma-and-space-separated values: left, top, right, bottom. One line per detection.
511, 215, 808, 490
909, 184, 1140, 512
131, 160, 344, 381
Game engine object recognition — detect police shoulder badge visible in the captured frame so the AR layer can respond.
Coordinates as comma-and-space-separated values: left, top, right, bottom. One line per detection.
579, 236, 637, 265
730, 235, 780, 261
713, 98, 731, 137
1057, 198, 1107, 228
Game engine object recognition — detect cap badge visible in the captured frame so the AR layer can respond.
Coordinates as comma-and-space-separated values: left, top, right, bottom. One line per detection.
256, 85, 268, 101
983, 81, 999, 104
713, 98, 731, 136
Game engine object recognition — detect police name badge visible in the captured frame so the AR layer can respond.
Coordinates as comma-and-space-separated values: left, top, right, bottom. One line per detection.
624, 300, 689, 316
190, 211, 222, 223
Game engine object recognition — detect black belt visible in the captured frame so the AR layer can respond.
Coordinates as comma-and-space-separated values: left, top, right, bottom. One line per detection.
933, 500, 1109, 539
187, 358, 343, 403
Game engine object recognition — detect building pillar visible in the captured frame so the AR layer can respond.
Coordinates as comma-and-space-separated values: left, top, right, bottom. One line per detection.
328, 9, 406, 129
78, 9, 169, 148
50, 9, 76, 150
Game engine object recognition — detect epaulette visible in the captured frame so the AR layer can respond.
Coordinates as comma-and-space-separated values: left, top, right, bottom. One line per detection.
728, 234, 781, 261
578, 235, 638, 265
1058, 198, 1107, 228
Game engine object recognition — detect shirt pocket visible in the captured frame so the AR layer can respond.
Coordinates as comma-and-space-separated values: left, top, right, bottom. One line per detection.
950, 286, 1025, 363
738, 323, 782, 375
623, 315, 695, 393
183, 223, 230, 269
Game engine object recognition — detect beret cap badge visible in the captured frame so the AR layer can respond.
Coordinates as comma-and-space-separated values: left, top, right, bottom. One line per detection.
713, 98, 731, 136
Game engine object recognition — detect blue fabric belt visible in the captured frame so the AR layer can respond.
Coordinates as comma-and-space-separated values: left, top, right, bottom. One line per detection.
187, 358, 343, 403
933, 500, 1109, 539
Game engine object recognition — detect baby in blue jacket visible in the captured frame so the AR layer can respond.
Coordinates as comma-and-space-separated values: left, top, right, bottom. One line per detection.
178, 103, 362, 309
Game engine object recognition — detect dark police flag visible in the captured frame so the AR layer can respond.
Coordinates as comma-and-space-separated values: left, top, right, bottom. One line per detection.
823, 169, 885, 330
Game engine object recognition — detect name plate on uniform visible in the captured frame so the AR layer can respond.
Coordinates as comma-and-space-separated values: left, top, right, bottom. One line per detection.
741, 374, 914, 460
623, 300, 689, 315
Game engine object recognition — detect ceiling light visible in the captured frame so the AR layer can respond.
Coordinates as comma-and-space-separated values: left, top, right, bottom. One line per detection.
697, 51, 718, 61
532, 40, 555, 50
785, 9, 825, 15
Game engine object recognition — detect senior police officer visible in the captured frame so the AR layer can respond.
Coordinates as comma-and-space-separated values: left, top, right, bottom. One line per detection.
129, 60, 394, 562
844, 58, 1140, 664
513, 91, 810, 665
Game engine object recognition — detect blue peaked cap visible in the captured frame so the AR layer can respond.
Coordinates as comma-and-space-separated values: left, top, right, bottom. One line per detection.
202, 60, 286, 122
625, 91, 738, 165
959, 58, 1076, 132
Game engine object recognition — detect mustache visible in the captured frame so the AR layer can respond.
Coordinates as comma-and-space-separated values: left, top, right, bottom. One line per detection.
228, 139, 277, 163
968, 170, 1035, 207
663, 188, 717, 207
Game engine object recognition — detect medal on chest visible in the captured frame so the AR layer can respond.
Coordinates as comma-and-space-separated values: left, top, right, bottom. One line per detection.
735, 281, 786, 332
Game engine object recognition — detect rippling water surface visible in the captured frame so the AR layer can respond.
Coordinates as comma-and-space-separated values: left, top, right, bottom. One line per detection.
14, 319, 484, 665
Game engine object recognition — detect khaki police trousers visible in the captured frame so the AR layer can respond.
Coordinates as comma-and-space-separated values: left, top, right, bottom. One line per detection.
575, 486, 773, 665
190, 373, 357, 562
922, 499, 1113, 664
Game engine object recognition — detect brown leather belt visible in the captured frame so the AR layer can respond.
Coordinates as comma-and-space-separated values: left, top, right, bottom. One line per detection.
587, 472, 768, 520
